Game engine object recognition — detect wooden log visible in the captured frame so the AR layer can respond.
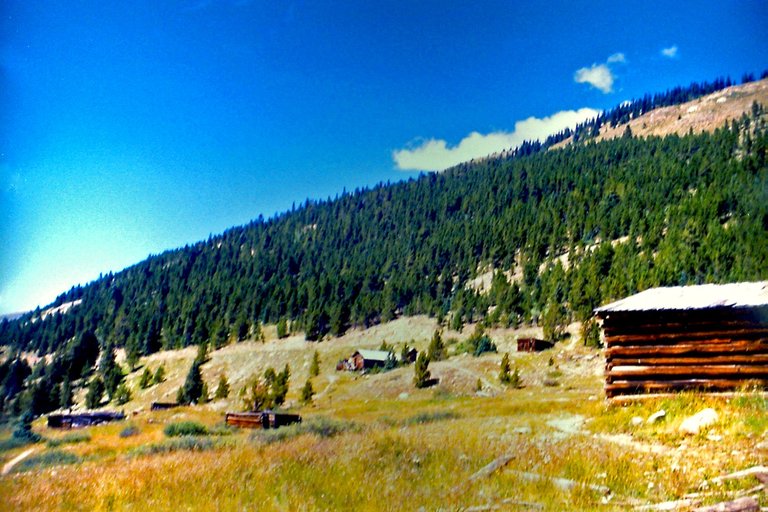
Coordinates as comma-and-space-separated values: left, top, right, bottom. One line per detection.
607, 365, 768, 379
709, 466, 768, 485
604, 331, 768, 346
467, 454, 516, 482
605, 379, 768, 397
603, 324, 767, 336
605, 341, 768, 358
692, 496, 759, 512
607, 354, 768, 367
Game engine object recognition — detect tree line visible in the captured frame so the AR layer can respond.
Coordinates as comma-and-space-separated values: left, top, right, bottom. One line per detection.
0, 89, 765, 419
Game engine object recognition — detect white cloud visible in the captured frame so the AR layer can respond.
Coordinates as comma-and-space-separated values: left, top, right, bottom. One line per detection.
392, 107, 599, 172
574, 63, 615, 93
607, 53, 626, 63
661, 45, 678, 58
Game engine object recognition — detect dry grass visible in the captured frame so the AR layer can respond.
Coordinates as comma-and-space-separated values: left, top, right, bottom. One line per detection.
1, 320, 766, 511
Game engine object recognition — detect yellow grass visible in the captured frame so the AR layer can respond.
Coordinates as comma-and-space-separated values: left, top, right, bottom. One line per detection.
1, 320, 766, 511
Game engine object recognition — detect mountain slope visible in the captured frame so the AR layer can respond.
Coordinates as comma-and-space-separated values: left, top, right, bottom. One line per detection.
0, 76, 766, 418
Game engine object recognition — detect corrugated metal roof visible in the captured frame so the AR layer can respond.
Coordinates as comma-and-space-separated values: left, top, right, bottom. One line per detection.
595, 281, 768, 313
356, 349, 393, 361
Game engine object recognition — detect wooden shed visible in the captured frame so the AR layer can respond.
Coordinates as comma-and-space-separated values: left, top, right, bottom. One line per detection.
595, 281, 768, 399
517, 338, 554, 352
337, 349, 394, 371
225, 411, 302, 429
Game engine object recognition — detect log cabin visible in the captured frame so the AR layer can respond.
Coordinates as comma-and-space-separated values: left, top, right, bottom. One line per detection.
595, 281, 768, 399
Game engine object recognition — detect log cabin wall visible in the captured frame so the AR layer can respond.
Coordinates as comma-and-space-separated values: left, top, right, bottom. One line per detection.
595, 282, 768, 399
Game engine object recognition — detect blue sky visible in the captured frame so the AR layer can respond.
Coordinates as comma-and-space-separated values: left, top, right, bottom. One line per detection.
1, 0, 766, 314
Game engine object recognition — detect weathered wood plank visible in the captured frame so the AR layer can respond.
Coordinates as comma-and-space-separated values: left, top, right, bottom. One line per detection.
607, 365, 768, 379
606, 355, 768, 367
605, 379, 768, 397
605, 341, 768, 358
604, 331, 768, 346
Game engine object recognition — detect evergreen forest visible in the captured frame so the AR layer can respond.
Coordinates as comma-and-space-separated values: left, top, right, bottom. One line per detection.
1, 83, 766, 418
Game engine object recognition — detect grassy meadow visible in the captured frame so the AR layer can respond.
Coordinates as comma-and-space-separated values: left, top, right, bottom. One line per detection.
1, 317, 766, 511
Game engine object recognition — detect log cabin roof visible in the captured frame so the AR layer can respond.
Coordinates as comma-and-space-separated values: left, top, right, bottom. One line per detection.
595, 281, 768, 315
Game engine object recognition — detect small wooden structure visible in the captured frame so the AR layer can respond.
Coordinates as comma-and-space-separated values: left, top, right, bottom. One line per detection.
225, 410, 302, 429
47, 411, 125, 429
595, 281, 768, 399
516, 338, 554, 352
337, 349, 393, 371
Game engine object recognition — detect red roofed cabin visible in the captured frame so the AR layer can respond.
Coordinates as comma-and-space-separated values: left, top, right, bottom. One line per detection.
595, 281, 768, 399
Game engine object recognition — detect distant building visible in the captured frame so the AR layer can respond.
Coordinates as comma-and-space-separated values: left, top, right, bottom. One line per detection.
48, 411, 125, 429
595, 281, 768, 399
337, 349, 394, 371
516, 338, 554, 352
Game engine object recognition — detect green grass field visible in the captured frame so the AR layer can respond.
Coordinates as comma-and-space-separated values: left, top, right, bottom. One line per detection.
1, 318, 766, 511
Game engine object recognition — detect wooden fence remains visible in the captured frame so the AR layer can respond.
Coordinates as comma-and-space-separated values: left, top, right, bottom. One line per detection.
225, 411, 302, 429
595, 282, 768, 399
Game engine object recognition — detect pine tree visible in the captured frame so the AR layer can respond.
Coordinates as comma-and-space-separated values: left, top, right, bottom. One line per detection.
427, 329, 446, 361
413, 352, 431, 388
85, 377, 105, 409
400, 343, 412, 365
309, 350, 321, 377
276, 318, 288, 339
272, 364, 290, 406
300, 379, 314, 405
60, 378, 73, 409
139, 367, 153, 389
179, 359, 205, 405
499, 353, 512, 384
114, 382, 132, 405
581, 317, 601, 348
99, 345, 124, 399
215, 374, 230, 399
153, 364, 166, 384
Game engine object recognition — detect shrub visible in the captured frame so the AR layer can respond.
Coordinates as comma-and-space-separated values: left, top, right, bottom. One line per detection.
403, 411, 460, 425
164, 421, 209, 437
252, 417, 359, 445
0, 437, 29, 452
130, 436, 216, 457
12, 450, 81, 473
46, 431, 91, 447
12, 412, 41, 443
456, 324, 497, 357
119, 425, 140, 438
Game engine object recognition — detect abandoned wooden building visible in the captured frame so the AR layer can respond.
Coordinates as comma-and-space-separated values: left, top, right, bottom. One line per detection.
47, 411, 126, 429
595, 281, 768, 399
337, 349, 394, 371
516, 337, 554, 352
225, 410, 302, 429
